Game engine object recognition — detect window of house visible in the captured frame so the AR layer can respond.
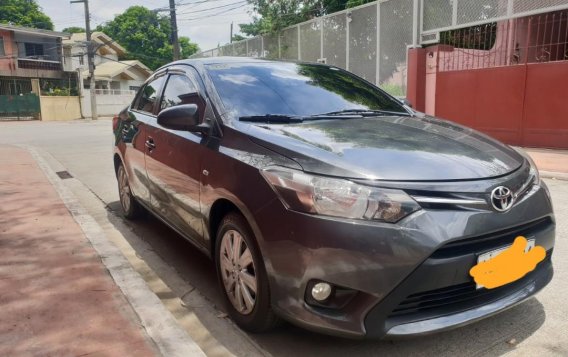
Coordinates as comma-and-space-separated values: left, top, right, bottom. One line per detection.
79, 55, 84, 65
134, 75, 166, 114
24, 43, 44, 58
129, 86, 140, 92
0, 37, 5, 56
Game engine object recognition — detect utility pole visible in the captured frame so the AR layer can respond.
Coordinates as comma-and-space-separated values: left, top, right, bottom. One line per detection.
230, 22, 234, 43
169, 0, 181, 60
71, 0, 97, 120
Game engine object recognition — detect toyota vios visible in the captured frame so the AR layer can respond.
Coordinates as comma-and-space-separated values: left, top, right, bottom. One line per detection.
113, 58, 555, 338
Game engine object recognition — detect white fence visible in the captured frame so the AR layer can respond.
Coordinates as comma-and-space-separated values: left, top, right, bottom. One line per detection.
81, 89, 135, 117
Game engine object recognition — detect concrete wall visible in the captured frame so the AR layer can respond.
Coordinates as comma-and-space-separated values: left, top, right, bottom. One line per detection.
40, 96, 82, 121
81, 89, 135, 117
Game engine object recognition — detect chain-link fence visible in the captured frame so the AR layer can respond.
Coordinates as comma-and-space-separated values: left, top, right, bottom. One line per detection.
190, 1, 414, 96
190, 0, 568, 96
422, 0, 568, 34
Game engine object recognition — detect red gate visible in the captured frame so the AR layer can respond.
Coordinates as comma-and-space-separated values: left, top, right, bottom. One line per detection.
413, 11, 568, 149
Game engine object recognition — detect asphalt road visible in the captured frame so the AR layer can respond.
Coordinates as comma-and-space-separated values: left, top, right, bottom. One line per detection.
1, 119, 567, 356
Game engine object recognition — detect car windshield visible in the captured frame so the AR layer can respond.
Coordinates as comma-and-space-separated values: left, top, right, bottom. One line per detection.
205, 62, 407, 120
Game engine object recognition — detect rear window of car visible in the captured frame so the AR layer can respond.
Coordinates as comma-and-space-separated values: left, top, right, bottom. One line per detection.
205, 62, 405, 119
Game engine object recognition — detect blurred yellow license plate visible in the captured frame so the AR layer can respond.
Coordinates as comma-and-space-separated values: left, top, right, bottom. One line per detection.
475, 238, 535, 289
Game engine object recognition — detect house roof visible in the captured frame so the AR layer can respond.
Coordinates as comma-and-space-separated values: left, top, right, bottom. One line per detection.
0, 23, 69, 38
83, 60, 153, 81
64, 32, 127, 56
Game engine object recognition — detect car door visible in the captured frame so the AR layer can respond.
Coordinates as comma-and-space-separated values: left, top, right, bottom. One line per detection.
122, 74, 167, 206
144, 68, 207, 247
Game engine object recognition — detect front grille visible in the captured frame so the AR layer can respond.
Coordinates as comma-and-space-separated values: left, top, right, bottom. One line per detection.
432, 217, 552, 258
389, 253, 552, 318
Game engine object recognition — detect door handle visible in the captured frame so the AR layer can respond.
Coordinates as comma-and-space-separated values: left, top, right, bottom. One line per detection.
145, 137, 156, 150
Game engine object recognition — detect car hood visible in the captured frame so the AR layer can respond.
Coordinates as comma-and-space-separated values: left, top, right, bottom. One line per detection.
242, 115, 525, 181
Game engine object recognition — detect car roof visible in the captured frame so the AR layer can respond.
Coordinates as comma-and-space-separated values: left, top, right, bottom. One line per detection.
173, 56, 283, 66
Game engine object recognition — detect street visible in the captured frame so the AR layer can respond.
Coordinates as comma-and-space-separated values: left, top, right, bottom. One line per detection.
1, 119, 567, 356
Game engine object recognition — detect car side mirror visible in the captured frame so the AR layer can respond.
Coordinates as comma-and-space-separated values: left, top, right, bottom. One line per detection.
157, 104, 209, 133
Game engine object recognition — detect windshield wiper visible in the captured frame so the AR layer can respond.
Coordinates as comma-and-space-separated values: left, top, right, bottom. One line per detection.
239, 109, 410, 124
239, 114, 304, 123
319, 109, 411, 117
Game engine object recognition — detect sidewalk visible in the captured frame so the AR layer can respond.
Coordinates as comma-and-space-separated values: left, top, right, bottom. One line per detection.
523, 147, 568, 180
0, 146, 159, 357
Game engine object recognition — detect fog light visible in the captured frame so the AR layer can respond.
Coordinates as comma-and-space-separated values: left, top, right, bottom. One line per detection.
311, 282, 332, 302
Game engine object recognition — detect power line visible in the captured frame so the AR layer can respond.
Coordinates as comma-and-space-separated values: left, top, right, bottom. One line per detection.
177, 1, 246, 15
176, 0, 231, 7
178, 3, 248, 21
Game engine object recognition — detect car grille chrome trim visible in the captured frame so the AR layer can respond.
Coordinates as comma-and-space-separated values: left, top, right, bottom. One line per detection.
412, 196, 487, 205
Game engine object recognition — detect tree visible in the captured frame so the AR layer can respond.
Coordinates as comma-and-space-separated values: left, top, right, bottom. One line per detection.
97, 6, 199, 70
0, 0, 53, 30
180, 36, 199, 58
62, 27, 86, 34
239, 0, 373, 36
231, 34, 246, 42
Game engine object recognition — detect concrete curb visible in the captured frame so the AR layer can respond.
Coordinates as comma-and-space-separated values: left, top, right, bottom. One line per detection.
26, 146, 207, 357
540, 170, 568, 181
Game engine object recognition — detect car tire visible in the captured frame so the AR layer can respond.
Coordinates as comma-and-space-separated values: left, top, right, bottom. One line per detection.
117, 163, 143, 219
215, 212, 280, 333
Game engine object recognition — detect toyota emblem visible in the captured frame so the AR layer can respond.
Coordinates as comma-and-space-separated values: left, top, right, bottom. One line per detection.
491, 186, 514, 212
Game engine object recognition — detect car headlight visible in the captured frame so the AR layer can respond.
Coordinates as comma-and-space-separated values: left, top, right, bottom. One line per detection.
261, 167, 421, 223
513, 148, 540, 186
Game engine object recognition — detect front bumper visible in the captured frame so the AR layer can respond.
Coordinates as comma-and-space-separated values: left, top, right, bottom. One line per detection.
383, 257, 553, 337
254, 182, 555, 339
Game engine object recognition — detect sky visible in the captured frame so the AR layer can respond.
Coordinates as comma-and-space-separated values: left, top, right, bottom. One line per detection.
36, 0, 255, 52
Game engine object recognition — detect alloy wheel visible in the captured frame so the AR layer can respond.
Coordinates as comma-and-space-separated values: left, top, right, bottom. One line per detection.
220, 229, 257, 315
118, 167, 131, 213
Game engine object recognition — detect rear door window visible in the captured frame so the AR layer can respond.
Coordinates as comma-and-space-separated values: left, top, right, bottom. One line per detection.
133, 75, 166, 115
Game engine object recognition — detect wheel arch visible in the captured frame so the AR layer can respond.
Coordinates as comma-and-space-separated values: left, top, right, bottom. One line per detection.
113, 152, 123, 177
209, 198, 243, 256
207, 197, 267, 264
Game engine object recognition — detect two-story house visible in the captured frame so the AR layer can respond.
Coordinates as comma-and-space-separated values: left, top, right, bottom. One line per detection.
0, 24, 78, 120
0, 24, 69, 79
63, 32, 151, 93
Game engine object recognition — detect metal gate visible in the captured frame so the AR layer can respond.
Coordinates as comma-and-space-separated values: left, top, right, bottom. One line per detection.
0, 78, 40, 120
432, 11, 568, 149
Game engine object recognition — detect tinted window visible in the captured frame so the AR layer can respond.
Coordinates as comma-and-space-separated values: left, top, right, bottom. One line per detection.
135, 75, 166, 114
160, 74, 199, 111
0, 37, 5, 56
206, 63, 405, 118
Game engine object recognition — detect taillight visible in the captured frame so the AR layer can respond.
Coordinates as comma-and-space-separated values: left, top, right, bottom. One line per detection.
112, 115, 119, 131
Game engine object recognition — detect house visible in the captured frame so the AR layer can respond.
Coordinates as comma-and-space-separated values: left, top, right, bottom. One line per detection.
0, 24, 82, 121
63, 32, 152, 93
0, 24, 68, 79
